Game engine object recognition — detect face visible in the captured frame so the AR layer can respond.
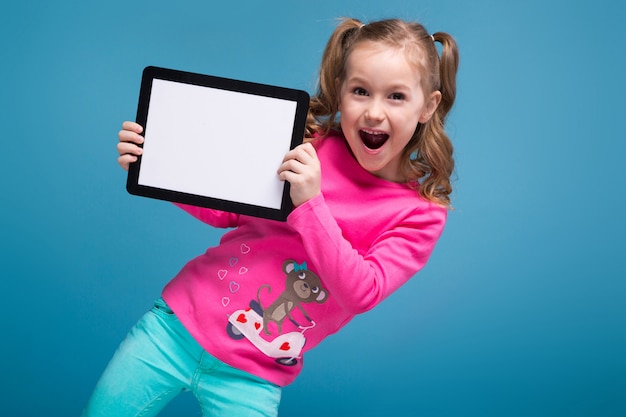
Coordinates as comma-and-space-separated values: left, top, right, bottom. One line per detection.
338, 41, 441, 182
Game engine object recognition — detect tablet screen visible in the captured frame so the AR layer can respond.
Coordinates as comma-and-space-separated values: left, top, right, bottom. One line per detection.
126, 66, 309, 221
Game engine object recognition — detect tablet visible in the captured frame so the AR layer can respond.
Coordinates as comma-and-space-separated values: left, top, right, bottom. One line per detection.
126, 66, 310, 221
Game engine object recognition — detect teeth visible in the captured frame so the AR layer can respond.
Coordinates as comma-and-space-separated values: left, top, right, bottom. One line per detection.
362, 129, 386, 135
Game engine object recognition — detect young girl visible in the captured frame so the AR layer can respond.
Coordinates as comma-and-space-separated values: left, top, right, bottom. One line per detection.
83, 17, 459, 417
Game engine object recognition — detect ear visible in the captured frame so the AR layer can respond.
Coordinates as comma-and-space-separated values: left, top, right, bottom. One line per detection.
418, 90, 442, 123
283, 259, 296, 274
315, 290, 328, 303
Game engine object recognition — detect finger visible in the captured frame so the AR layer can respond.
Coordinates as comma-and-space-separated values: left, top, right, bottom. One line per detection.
283, 143, 307, 160
118, 154, 138, 171
293, 142, 318, 161
282, 146, 315, 169
277, 158, 310, 179
278, 170, 298, 185
278, 169, 309, 185
122, 121, 144, 134
117, 141, 143, 157
118, 129, 144, 145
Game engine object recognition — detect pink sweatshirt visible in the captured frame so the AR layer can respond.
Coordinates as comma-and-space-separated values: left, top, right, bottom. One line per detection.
162, 131, 447, 386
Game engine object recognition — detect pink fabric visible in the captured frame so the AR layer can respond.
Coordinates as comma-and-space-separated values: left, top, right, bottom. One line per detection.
162, 132, 447, 386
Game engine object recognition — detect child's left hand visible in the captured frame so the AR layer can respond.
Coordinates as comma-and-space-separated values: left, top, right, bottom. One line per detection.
278, 143, 321, 207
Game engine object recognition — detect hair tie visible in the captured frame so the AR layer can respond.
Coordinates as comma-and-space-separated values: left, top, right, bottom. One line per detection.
430, 34, 435, 42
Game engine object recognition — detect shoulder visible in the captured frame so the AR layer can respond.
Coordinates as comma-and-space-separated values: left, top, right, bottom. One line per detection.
308, 130, 353, 171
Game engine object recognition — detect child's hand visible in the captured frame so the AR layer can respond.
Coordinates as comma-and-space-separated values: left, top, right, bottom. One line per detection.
278, 143, 321, 207
117, 121, 144, 171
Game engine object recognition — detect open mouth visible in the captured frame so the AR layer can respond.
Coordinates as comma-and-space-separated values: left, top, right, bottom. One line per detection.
359, 130, 389, 150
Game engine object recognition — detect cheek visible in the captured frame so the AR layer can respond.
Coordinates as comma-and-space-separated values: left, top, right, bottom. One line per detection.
338, 103, 359, 126
338, 111, 352, 134
398, 109, 422, 131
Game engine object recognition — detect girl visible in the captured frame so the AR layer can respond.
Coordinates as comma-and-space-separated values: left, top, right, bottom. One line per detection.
83, 17, 459, 417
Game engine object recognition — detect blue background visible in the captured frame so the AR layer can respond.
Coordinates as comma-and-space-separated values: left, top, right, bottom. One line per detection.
1, 0, 624, 415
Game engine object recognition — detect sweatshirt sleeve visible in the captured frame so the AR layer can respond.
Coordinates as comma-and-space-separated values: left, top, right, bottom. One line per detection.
287, 194, 447, 315
174, 203, 240, 229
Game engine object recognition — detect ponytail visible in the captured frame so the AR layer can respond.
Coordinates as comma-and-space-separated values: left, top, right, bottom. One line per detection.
306, 18, 363, 137
432, 32, 459, 118
403, 30, 459, 207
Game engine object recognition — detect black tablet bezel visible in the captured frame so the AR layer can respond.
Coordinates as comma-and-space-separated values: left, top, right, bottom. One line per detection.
126, 66, 309, 221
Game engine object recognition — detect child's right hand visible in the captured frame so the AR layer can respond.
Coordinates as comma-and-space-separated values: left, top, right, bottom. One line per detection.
117, 121, 144, 171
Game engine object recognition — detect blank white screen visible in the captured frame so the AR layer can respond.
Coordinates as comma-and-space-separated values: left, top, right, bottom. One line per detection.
137, 79, 297, 210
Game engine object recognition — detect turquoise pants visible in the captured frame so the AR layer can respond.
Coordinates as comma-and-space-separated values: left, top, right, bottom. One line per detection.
81, 298, 281, 417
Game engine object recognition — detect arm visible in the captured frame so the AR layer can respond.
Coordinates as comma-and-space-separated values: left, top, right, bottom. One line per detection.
174, 203, 240, 229
279, 141, 446, 314
288, 194, 446, 315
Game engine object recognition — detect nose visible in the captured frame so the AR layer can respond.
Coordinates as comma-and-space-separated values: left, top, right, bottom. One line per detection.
365, 99, 385, 122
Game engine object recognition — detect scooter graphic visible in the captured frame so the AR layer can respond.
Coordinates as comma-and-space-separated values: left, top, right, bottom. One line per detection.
227, 300, 316, 366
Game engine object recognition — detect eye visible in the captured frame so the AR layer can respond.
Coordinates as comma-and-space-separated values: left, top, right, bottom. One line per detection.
390, 92, 405, 100
353, 87, 368, 96
298, 272, 306, 280
311, 286, 319, 294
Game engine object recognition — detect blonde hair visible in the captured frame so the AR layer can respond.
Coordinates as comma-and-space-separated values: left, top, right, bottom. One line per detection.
306, 18, 459, 207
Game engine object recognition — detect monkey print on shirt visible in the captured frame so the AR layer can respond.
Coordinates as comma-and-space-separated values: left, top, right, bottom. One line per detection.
258, 260, 328, 334
226, 259, 328, 366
